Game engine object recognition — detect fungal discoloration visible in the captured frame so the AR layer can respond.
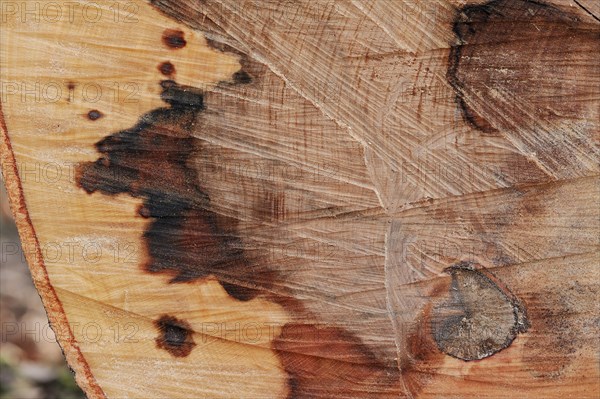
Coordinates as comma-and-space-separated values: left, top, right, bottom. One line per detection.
431, 262, 529, 361
273, 324, 400, 398
232, 70, 253, 84
523, 280, 597, 378
73, 7, 441, 395
154, 315, 196, 357
158, 61, 175, 76
67, 82, 75, 103
162, 28, 187, 49
87, 110, 103, 121
448, 0, 600, 134
76, 80, 269, 302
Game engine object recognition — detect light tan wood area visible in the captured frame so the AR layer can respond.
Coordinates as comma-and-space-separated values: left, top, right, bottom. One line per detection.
1, 0, 598, 398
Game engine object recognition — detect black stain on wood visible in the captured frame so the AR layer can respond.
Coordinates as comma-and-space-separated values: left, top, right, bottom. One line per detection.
431, 262, 529, 361
87, 110, 103, 121
233, 71, 252, 84
158, 61, 175, 76
154, 314, 196, 357
67, 82, 75, 103
448, 0, 600, 133
162, 28, 187, 49
76, 80, 265, 302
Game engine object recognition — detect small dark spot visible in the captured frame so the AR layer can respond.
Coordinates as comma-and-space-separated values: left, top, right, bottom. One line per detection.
154, 315, 196, 357
233, 71, 252, 84
87, 110, 103, 121
158, 61, 175, 76
162, 29, 186, 49
67, 82, 75, 103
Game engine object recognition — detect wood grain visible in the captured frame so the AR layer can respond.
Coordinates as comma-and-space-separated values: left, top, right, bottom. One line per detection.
1, 0, 598, 398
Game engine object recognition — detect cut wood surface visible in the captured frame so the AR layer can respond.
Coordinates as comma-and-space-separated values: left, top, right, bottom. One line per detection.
0, 0, 598, 398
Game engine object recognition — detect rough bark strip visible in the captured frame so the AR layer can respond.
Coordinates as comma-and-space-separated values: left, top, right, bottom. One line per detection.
0, 103, 107, 399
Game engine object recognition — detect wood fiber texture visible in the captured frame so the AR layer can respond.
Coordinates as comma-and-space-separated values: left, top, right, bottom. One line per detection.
0, 0, 598, 398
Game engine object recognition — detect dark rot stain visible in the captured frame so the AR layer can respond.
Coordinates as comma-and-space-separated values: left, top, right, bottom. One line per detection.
158, 61, 175, 76
431, 262, 529, 361
233, 71, 252, 84
87, 110, 103, 121
97, 157, 109, 168
448, 0, 600, 133
273, 324, 401, 398
76, 80, 267, 301
162, 28, 186, 49
67, 82, 75, 103
154, 315, 196, 357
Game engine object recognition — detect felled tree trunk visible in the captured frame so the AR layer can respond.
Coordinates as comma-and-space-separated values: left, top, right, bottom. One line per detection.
1, 0, 598, 398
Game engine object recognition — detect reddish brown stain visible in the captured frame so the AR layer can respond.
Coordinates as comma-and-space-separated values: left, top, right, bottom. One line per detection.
401, 302, 446, 398
154, 315, 196, 357
158, 61, 175, 76
448, 0, 600, 133
162, 28, 187, 49
75, 68, 403, 396
273, 324, 401, 398
137, 204, 151, 218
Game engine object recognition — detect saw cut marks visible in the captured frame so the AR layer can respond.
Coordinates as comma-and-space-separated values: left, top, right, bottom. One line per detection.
448, 0, 600, 177
0, 0, 598, 398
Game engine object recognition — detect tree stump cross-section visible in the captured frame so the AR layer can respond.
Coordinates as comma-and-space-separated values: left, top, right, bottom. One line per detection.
0, 0, 598, 398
